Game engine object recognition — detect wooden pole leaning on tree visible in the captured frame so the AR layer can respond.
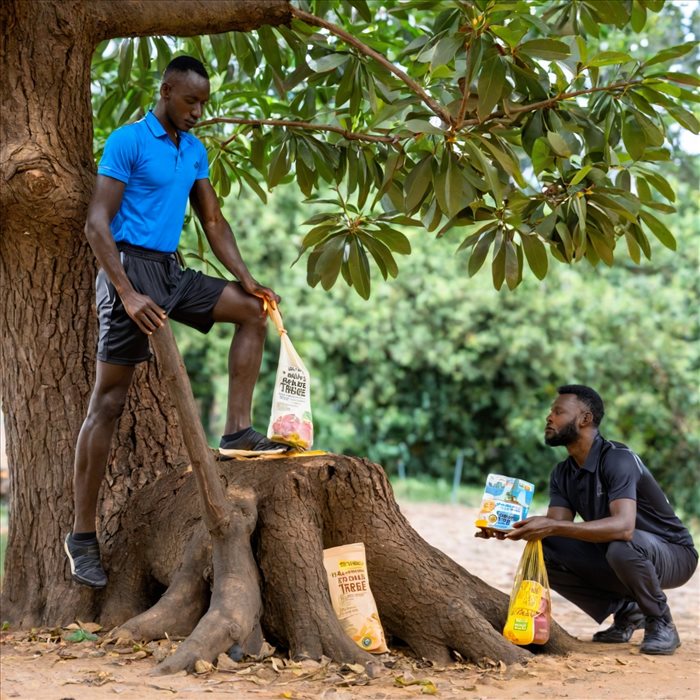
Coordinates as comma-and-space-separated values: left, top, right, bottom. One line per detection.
147, 321, 263, 674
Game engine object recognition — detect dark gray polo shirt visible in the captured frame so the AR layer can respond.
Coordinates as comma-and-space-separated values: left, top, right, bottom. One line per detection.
549, 434, 694, 547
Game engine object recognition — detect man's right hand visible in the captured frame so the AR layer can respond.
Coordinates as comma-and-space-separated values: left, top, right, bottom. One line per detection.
122, 290, 167, 335
474, 527, 508, 540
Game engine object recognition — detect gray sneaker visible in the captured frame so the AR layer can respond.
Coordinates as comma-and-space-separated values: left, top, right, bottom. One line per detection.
64, 533, 108, 588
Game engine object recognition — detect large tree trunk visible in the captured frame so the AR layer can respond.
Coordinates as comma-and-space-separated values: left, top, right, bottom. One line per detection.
0, 0, 291, 626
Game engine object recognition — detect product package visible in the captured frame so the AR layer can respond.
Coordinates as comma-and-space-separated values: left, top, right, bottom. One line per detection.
266, 303, 313, 450
503, 539, 551, 645
474, 473, 534, 532
322, 542, 388, 653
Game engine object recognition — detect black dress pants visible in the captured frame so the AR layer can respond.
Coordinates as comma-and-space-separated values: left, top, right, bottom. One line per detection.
543, 531, 698, 623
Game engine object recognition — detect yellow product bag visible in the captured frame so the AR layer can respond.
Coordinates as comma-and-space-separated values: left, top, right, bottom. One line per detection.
266, 303, 313, 450
503, 539, 551, 645
323, 542, 388, 653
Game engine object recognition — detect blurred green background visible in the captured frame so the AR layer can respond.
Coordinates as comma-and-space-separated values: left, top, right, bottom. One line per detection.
174, 155, 699, 522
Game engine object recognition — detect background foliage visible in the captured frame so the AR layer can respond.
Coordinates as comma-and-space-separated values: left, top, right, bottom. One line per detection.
87, 1, 699, 516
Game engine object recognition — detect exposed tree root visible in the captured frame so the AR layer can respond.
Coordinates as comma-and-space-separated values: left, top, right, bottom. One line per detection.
101, 455, 578, 674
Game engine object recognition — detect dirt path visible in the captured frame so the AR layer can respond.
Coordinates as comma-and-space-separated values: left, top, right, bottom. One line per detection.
1, 502, 698, 700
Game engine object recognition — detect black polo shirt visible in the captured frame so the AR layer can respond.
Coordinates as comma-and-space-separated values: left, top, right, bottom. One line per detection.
549, 434, 694, 547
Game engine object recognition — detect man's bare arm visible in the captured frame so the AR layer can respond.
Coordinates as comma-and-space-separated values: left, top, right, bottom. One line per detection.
507, 499, 636, 542
85, 175, 165, 335
189, 179, 280, 306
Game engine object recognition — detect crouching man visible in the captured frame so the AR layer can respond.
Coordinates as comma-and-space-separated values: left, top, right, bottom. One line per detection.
481, 384, 697, 655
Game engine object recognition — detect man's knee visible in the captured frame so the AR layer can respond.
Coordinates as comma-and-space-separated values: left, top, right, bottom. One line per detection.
87, 385, 129, 424
605, 540, 639, 571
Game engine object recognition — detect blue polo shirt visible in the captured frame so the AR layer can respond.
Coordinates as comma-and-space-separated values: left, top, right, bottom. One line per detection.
98, 111, 209, 252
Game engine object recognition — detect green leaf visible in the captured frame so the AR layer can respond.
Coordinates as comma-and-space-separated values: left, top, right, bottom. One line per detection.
335, 60, 357, 108
547, 131, 573, 157
118, 40, 134, 90
312, 54, 349, 72
477, 56, 506, 121
348, 236, 371, 299
301, 223, 339, 251
403, 119, 444, 135
573, 196, 587, 235
644, 42, 697, 68
315, 234, 347, 290
518, 39, 570, 60
258, 26, 282, 71
639, 210, 677, 250
622, 115, 646, 161
666, 104, 700, 134
520, 233, 548, 279
490, 25, 527, 48
570, 165, 593, 186
630, 1, 647, 32
373, 227, 411, 255
137, 37, 151, 71
625, 230, 642, 264
588, 51, 634, 67
358, 232, 399, 279
639, 169, 676, 201
504, 239, 520, 290
267, 142, 289, 188
431, 35, 463, 70
658, 71, 700, 88
589, 0, 631, 27
404, 156, 433, 211
491, 232, 506, 290
444, 156, 464, 218
239, 169, 268, 205
588, 229, 614, 266
477, 136, 526, 187
532, 138, 552, 176
467, 228, 496, 276
555, 221, 574, 260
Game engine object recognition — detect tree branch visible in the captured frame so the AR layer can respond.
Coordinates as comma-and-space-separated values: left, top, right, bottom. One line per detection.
92, 0, 291, 40
291, 7, 455, 127
197, 116, 399, 144
462, 80, 643, 128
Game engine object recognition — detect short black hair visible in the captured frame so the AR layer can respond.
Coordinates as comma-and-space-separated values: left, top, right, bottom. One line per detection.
163, 55, 209, 81
557, 384, 605, 426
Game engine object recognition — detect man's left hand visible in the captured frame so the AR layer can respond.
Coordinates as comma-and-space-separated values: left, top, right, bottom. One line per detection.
506, 516, 559, 541
241, 278, 281, 311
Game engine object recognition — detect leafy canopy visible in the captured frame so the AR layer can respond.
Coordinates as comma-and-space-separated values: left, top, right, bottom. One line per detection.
91, 0, 699, 297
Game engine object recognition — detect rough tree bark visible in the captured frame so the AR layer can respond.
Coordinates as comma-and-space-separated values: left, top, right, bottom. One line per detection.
0, 0, 291, 627
1, 0, 578, 672
102, 450, 576, 671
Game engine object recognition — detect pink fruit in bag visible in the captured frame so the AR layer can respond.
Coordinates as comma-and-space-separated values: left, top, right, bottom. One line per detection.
532, 596, 550, 644
271, 414, 313, 449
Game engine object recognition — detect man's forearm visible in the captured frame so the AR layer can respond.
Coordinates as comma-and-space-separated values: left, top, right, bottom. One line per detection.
548, 516, 635, 543
204, 221, 254, 283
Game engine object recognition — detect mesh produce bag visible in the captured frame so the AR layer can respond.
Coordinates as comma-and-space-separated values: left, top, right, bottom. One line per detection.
503, 539, 552, 645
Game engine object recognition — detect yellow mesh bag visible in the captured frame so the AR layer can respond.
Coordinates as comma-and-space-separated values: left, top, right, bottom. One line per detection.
503, 539, 552, 645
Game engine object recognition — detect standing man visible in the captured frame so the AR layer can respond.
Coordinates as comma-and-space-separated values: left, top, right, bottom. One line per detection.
481, 384, 697, 655
65, 56, 287, 589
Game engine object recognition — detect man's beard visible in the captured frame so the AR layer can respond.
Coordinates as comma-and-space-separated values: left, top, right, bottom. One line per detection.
545, 419, 579, 446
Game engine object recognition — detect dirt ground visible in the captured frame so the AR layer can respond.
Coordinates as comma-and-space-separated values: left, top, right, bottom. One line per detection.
1, 502, 698, 700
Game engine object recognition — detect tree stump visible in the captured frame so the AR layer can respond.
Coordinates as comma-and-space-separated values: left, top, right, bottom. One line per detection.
101, 453, 577, 673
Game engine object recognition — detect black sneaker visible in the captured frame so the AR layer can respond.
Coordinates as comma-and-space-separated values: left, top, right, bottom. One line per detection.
64, 533, 108, 588
640, 615, 681, 655
593, 600, 645, 643
219, 427, 289, 458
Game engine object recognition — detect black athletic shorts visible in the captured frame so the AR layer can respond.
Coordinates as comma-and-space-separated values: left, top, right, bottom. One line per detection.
96, 242, 228, 365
